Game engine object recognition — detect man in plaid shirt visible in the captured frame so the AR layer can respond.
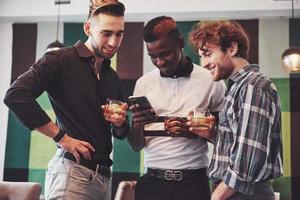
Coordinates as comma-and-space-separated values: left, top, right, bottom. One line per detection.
188, 20, 283, 200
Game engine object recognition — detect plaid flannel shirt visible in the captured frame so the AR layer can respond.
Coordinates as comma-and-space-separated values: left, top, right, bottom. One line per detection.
208, 64, 283, 195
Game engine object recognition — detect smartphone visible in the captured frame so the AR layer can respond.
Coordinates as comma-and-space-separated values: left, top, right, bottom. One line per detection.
128, 95, 152, 107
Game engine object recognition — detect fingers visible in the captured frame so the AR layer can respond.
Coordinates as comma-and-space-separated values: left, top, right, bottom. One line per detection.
61, 137, 95, 163
73, 151, 81, 164
81, 141, 96, 152
131, 108, 156, 128
72, 141, 95, 162
129, 104, 139, 111
121, 103, 128, 110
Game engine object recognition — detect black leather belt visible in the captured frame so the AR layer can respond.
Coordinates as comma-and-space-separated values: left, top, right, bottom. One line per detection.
147, 167, 207, 181
56, 148, 111, 178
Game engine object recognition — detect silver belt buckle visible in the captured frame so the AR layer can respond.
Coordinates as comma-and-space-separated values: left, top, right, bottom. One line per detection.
164, 170, 183, 181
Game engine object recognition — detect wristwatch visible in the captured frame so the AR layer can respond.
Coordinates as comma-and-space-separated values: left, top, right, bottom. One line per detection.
53, 129, 66, 143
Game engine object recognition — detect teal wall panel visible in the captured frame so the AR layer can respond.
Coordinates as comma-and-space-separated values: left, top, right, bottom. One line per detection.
28, 169, 46, 194
36, 92, 52, 110
271, 78, 290, 112
64, 23, 87, 47
177, 21, 199, 65
273, 177, 291, 200
5, 112, 31, 168
112, 139, 140, 173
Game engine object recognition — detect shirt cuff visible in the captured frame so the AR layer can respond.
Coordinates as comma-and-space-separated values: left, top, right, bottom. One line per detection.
19, 114, 51, 131
222, 167, 255, 195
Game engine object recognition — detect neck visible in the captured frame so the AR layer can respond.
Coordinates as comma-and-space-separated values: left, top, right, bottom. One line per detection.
85, 39, 104, 63
231, 57, 249, 76
176, 51, 188, 71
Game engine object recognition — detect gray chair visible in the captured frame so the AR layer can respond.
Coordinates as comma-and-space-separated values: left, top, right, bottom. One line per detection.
0, 181, 41, 200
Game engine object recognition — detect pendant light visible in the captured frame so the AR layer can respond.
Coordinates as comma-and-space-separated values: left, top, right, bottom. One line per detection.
46, 0, 65, 52
281, 0, 300, 73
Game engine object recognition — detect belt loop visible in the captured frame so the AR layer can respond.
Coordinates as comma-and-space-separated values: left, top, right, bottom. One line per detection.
61, 150, 66, 163
95, 164, 100, 176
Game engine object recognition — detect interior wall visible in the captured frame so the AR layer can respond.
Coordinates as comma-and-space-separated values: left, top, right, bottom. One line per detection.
1, 18, 296, 200
0, 0, 299, 22
0, 22, 12, 181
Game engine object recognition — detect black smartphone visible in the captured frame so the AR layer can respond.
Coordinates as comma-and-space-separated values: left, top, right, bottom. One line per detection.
128, 95, 152, 107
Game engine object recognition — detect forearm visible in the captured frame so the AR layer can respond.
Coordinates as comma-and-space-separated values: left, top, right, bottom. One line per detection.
212, 182, 236, 200
127, 127, 145, 152
35, 121, 60, 139
112, 120, 129, 139
4, 75, 51, 129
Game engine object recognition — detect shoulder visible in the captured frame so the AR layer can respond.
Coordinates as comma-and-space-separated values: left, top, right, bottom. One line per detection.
240, 71, 278, 100
41, 46, 78, 64
191, 64, 226, 87
191, 63, 214, 79
136, 69, 159, 83
247, 71, 276, 92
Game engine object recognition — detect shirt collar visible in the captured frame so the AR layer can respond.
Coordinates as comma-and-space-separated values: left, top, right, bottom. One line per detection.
74, 40, 111, 69
160, 56, 194, 78
229, 64, 259, 85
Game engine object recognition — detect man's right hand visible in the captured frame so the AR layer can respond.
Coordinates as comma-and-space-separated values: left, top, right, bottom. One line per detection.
129, 104, 157, 128
58, 134, 95, 163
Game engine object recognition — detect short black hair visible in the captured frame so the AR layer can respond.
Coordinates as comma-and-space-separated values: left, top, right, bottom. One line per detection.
143, 16, 181, 43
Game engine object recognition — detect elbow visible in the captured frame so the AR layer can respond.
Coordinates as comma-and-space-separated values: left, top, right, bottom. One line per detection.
3, 90, 14, 108
131, 145, 143, 152
127, 138, 144, 152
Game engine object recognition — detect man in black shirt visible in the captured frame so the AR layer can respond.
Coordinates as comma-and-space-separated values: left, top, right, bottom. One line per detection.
4, 0, 128, 199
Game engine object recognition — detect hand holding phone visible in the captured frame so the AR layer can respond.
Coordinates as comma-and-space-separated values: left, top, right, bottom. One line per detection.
128, 95, 152, 108
128, 95, 156, 128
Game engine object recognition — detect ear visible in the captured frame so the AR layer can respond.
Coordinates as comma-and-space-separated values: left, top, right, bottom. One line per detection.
83, 21, 91, 36
178, 36, 185, 49
227, 41, 238, 56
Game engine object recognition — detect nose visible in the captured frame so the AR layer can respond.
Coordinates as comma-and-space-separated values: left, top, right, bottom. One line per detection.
155, 57, 166, 67
107, 36, 118, 48
201, 58, 209, 69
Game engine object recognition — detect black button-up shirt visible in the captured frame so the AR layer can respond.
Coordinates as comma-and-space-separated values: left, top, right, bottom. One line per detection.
4, 41, 126, 167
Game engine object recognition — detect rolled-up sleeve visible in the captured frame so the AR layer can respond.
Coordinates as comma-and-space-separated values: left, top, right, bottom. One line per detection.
3, 53, 61, 130
222, 84, 277, 194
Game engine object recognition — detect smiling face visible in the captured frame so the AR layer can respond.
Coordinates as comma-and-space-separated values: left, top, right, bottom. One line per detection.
198, 43, 235, 81
84, 13, 124, 59
146, 35, 183, 76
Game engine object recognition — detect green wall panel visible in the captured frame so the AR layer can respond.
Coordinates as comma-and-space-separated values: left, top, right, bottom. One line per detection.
112, 139, 140, 173
36, 92, 52, 110
177, 21, 199, 65
273, 176, 291, 200
64, 23, 87, 47
29, 110, 56, 169
272, 78, 290, 112
29, 131, 56, 169
28, 169, 46, 194
5, 112, 31, 168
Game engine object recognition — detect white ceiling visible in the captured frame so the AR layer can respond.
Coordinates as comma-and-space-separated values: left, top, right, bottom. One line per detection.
0, 0, 300, 22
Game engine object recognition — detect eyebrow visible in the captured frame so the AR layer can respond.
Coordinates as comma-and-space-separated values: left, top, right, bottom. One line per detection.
101, 30, 124, 33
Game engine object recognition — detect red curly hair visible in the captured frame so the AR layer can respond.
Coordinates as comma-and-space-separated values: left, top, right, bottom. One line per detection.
189, 20, 249, 59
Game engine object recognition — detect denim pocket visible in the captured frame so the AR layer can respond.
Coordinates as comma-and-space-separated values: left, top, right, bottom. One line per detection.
68, 165, 95, 185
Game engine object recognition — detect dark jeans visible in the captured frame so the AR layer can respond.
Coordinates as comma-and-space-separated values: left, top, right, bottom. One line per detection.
135, 170, 210, 200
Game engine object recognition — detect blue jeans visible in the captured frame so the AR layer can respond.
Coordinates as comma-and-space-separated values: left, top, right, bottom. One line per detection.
44, 155, 111, 200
